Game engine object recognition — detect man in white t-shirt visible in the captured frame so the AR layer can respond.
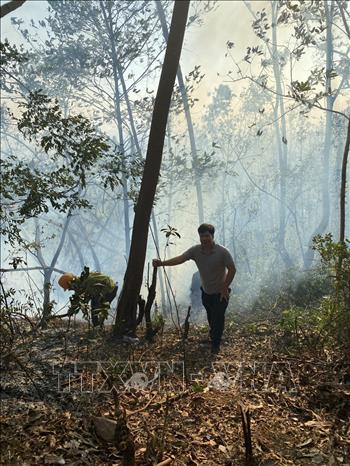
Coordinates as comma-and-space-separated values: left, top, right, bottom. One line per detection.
153, 223, 236, 354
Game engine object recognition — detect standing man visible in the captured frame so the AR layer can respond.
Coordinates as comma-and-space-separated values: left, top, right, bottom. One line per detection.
153, 223, 236, 354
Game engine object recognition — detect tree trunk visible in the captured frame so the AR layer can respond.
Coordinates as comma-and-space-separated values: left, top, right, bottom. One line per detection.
114, 0, 190, 337
245, 0, 294, 268
340, 118, 350, 243
100, 2, 131, 258
156, 0, 204, 224
221, 172, 226, 246
304, 0, 334, 268
109, 41, 168, 314
36, 213, 72, 325
75, 216, 101, 271
0, 0, 26, 18
68, 231, 85, 268
271, 2, 294, 269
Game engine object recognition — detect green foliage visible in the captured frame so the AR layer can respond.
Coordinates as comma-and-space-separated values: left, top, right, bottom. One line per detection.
191, 381, 206, 393
161, 225, 181, 240
68, 267, 112, 326
280, 305, 328, 348
252, 267, 332, 314
279, 235, 350, 349
313, 234, 350, 341
16, 91, 113, 187
1, 90, 128, 244
0, 40, 28, 93
152, 308, 165, 330
0, 156, 89, 244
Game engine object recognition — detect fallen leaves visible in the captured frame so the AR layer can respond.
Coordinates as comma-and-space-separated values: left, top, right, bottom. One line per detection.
43, 454, 65, 465
1, 321, 350, 465
92, 416, 117, 443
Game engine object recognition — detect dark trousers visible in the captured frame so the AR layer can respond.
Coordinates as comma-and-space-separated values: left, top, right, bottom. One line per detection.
201, 288, 229, 348
91, 285, 118, 327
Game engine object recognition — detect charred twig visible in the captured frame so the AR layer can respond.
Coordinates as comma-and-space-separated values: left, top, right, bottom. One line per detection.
239, 402, 254, 465
156, 395, 170, 463
126, 393, 158, 417
183, 306, 191, 341
181, 306, 191, 386
144, 266, 157, 340
136, 266, 158, 340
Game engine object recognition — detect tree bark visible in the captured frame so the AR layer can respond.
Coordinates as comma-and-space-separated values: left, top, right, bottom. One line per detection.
108, 39, 168, 313
1, 0, 26, 18
114, 0, 190, 337
340, 118, 350, 243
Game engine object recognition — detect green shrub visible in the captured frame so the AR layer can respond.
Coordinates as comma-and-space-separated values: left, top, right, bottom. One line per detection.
279, 235, 350, 349
251, 267, 332, 315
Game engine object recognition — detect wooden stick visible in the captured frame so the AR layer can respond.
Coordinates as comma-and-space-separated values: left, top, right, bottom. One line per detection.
238, 402, 254, 465
156, 459, 172, 466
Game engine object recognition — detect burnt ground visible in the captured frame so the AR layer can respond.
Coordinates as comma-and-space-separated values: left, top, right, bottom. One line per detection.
1, 317, 349, 465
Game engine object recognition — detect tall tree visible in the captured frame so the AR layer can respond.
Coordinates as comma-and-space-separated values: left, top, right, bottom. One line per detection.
156, 0, 204, 224
304, 0, 335, 268
0, 0, 26, 18
114, 0, 190, 337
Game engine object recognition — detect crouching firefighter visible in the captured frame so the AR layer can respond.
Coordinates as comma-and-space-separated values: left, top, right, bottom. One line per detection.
58, 268, 118, 327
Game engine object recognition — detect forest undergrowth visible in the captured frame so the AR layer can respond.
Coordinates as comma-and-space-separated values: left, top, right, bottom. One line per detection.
1, 313, 349, 466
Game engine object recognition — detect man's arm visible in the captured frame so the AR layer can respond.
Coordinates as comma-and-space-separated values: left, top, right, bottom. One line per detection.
224, 264, 236, 289
153, 254, 187, 267
220, 262, 236, 301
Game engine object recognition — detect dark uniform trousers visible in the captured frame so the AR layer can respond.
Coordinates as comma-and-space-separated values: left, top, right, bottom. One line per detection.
90, 285, 118, 327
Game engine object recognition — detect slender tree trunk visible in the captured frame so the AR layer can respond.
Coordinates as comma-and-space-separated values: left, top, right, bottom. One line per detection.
35, 213, 72, 325
304, 0, 334, 268
340, 118, 350, 243
156, 0, 204, 224
271, 2, 293, 269
114, 0, 190, 337
68, 231, 85, 268
244, 0, 294, 268
104, 6, 168, 315
75, 216, 101, 271
221, 172, 226, 246
100, 2, 131, 258
113, 54, 168, 313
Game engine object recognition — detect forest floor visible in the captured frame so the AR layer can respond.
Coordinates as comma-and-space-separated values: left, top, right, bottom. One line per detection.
1, 316, 349, 466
